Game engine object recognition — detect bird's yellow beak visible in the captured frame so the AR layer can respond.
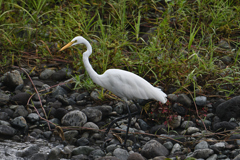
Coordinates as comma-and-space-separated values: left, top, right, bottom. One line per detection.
59, 41, 75, 51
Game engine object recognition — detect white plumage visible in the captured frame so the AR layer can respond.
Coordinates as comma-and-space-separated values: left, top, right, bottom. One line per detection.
60, 36, 167, 103
60, 36, 167, 148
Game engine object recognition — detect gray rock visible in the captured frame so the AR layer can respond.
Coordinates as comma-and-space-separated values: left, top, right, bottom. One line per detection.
163, 141, 173, 150
61, 110, 87, 127
210, 142, 225, 151
176, 94, 192, 107
76, 92, 89, 101
64, 130, 78, 141
195, 141, 208, 150
89, 149, 105, 159
141, 139, 169, 158
90, 90, 100, 100
13, 105, 28, 118
167, 94, 178, 102
83, 122, 99, 132
40, 69, 55, 80
188, 148, 214, 159
171, 143, 181, 154
27, 113, 39, 123
71, 154, 89, 160
0, 92, 10, 105
11, 116, 27, 128
181, 121, 194, 129
11, 92, 31, 105
29, 153, 47, 160
0, 120, 10, 126
42, 131, 52, 139
18, 145, 39, 158
138, 119, 149, 131
127, 152, 145, 160
51, 70, 67, 81
47, 146, 62, 160
49, 118, 60, 128
197, 119, 211, 128
149, 125, 167, 134
52, 86, 68, 97
82, 107, 102, 123
76, 137, 89, 146
93, 105, 112, 117
172, 103, 186, 115
106, 144, 119, 153
233, 154, 240, 160
206, 154, 217, 160
152, 156, 167, 160
115, 125, 134, 136
0, 112, 8, 120
113, 148, 129, 160
2, 70, 23, 88
55, 95, 69, 105
195, 96, 207, 106
54, 108, 67, 120
72, 146, 95, 156
213, 121, 238, 131
0, 125, 16, 136
96, 156, 120, 160
41, 84, 51, 93
115, 102, 124, 114
216, 96, 240, 121
186, 127, 200, 134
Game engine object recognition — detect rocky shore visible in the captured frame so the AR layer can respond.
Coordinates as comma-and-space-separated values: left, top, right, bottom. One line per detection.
0, 68, 240, 160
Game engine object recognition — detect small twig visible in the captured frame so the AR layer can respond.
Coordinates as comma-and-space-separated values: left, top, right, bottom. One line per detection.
183, 87, 208, 131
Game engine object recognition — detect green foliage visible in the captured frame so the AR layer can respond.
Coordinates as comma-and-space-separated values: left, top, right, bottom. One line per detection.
0, 0, 240, 97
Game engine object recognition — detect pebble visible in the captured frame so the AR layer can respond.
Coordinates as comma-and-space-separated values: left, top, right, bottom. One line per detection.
82, 107, 102, 123
141, 140, 169, 158
61, 110, 87, 126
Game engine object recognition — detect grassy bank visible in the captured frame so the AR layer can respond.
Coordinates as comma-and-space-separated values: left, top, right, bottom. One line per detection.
0, 0, 240, 97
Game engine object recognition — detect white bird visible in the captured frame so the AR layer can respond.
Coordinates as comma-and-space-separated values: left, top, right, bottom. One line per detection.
60, 36, 167, 148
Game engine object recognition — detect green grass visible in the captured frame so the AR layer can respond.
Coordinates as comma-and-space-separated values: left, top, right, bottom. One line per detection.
0, 0, 240, 98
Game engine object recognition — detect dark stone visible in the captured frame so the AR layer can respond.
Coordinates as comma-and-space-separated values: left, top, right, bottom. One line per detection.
11, 92, 31, 105
0, 125, 16, 136
54, 108, 68, 120
173, 103, 186, 115
51, 70, 67, 81
0, 112, 8, 120
216, 96, 240, 121
0, 92, 10, 105
149, 125, 167, 134
213, 121, 238, 131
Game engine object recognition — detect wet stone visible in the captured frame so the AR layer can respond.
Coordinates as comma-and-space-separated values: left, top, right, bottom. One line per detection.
61, 110, 87, 127
0, 125, 16, 136
113, 148, 129, 160
27, 113, 39, 123
0, 112, 9, 120
13, 105, 28, 118
141, 140, 169, 158
11, 116, 27, 128
82, 107, 102, 123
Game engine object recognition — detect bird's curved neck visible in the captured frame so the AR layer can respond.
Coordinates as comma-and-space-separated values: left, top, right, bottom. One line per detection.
82, 40, 102, 85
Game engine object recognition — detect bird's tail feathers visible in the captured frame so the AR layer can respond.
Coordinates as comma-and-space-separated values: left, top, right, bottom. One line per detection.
153, 87, 167, 104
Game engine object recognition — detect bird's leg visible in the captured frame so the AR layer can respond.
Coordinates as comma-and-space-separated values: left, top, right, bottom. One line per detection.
123, 101, 131, 150
132, 100, 141, 115
105, 101, 141, 134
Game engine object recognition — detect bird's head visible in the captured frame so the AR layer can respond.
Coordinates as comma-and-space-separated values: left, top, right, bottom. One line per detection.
59, 36, 86, 51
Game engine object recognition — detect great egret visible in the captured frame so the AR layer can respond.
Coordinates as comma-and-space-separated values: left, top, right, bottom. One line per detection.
60, 36, 167, 148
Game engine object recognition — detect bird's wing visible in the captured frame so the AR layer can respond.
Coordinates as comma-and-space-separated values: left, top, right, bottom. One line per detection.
99, 69, 166, 103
